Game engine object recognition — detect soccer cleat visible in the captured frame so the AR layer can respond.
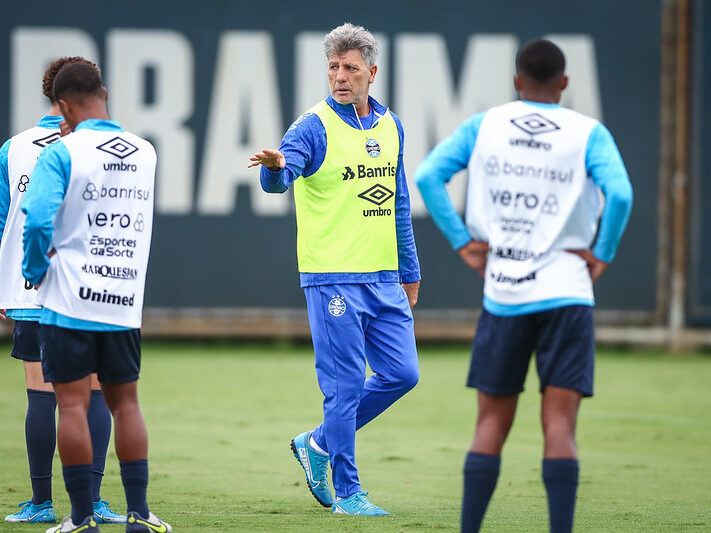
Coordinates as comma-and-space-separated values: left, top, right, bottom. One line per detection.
5, 499, 56, 523
125, 511, 172, 533
45, 515, 99, 532
332, 491, 390, 516
93, 500, 126, 523
290, 431, 333, 507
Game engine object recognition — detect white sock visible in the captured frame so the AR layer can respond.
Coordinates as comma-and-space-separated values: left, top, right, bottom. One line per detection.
309, 435, 328, 456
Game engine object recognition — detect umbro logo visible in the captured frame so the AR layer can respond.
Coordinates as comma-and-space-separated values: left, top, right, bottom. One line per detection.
97, 137, 138, 159
510, 113, 560, 136
32, 132, 60, 148
358, 184, 393, 206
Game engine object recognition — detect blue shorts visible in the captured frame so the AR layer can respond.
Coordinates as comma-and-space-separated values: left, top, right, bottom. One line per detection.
11, 320, 41, 362
468, 305, 595, 397
40, 325, 141, 384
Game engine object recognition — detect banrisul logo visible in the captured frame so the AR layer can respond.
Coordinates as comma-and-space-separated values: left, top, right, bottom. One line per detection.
365, 138, 381, 158
342, 163, 396, 180
97, 137, 138, 159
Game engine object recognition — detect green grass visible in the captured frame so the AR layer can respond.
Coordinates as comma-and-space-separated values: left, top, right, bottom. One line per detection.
0, 343, 709, 532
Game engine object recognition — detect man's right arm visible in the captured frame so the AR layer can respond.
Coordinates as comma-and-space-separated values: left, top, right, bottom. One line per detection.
257, 113, 326, 193
0, 139, 12, 244
21, 142, 71, 285
414, 113, 485, 250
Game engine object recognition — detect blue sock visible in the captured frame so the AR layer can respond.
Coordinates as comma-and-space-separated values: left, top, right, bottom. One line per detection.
63, 464, 94, 524
88, 390, 111, 502
461, 452, 500, 532
25, 389, 57, 505
120, 460, 149, 518
542, 458, 579, 533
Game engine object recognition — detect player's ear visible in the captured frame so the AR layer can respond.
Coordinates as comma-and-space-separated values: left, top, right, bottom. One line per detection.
57, 98, 71, 118
369, 64, 377, 84
513, 74, 523, 92
101, 86, 109, 102
560, 75, 569, 91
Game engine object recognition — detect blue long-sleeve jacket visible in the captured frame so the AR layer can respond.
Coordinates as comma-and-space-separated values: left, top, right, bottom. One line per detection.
261, 95, 420, 288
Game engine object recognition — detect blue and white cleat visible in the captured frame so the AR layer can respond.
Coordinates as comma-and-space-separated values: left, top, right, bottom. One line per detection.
125, 511, 172, 532
45, 515, 99, 532
290, 431, 333, 507
332, 491, 390, 516
5, 499, 56, 523
93, 500, 126, 523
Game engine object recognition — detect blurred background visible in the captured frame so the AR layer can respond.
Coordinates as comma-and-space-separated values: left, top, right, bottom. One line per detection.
0, 0, 707, 349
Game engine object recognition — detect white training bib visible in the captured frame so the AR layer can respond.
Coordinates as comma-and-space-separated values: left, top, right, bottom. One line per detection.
39, 129, 156, 328
465, 101, 600, 304
0, 125, 61, 309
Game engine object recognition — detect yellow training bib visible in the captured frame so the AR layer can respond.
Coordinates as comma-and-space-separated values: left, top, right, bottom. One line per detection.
294, 101, 399, 273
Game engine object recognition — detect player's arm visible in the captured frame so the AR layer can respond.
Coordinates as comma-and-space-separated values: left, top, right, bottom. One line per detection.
415, 113, 487, 272
391, 114, 421, 307
250, 112, 326, 193
572, 123, 633, 282
0, 139, 12, 245
21, 142, 71, 285
0, 139, 11, 320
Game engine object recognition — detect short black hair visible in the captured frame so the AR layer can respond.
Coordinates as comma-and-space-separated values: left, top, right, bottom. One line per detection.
515, 39, 566, 83
43, 57, 99, 102
52, 62, 104, 103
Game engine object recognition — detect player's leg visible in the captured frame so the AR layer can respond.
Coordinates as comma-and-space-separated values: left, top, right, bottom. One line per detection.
354, 282, 419, 430
97, 328, 171, 532
100, 381, 148, 515
41, 324, 99, 530
297, 284, 369, 508
5, 319, 57, 524
53, 376, 95, 526
534, 305, 594, 533
88, 373, 124, 523
462, 309, 535, 533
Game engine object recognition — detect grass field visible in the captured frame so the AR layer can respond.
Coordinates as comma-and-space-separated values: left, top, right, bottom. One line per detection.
0, 342, 709, 532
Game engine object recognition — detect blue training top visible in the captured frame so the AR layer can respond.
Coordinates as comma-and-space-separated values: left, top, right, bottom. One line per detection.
260, 94, 420, 288
21, 119, 129, 331
415, 101, 633, 315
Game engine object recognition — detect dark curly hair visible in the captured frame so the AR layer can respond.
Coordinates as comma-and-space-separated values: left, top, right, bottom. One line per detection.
42, 57, 99, 102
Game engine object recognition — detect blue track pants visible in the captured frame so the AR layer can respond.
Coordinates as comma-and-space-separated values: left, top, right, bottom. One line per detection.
306, 282, 419, 498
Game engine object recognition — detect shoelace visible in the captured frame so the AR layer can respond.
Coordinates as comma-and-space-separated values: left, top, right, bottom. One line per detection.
15, 501, 31, 509
349, 492, 379, 512
312, 452, 329, 478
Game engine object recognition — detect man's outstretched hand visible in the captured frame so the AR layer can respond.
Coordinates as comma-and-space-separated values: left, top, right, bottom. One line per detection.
248, 148, 286, 171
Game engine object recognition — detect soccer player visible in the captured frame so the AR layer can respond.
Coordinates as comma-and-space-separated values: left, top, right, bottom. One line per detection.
0, 57, 124, 525
22, 61, 170, 533
414, 39, 633, 532
249, 23, 420, 516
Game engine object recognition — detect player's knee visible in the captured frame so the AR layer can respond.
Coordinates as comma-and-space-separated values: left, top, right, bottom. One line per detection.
397, 364, 419, 391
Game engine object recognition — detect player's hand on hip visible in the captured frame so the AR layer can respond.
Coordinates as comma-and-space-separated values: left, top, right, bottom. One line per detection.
458, 240, 489, 277
402, 281, 420, 308
0, 308, 6, 321
566, 249, 609, 283
248, 148, 286, 171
